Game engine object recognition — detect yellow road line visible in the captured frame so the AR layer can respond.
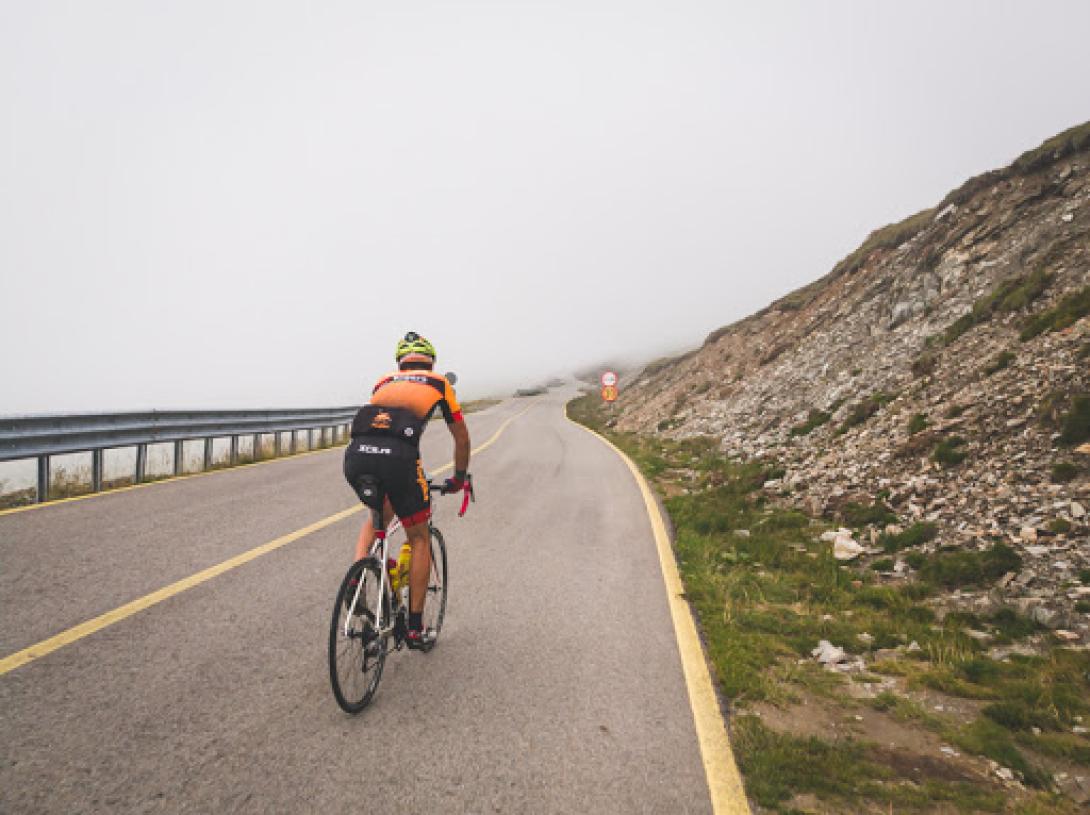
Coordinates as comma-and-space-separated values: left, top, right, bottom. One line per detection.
0, 507, 360, 676
565, 405, 750, 815
0, 403, 534, 677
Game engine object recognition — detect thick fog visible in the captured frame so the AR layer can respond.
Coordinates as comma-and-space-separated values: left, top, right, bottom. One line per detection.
2, 1, 1088, 411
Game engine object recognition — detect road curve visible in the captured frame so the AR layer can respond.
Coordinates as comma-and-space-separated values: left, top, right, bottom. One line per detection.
1, 389, 739, 813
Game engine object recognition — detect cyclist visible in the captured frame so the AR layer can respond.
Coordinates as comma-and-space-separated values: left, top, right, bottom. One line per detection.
343, 331, 471, 649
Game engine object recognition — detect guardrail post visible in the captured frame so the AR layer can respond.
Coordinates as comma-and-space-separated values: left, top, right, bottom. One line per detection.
92, 449, 103, 492
203, 438, 213, 470
174, 440, 184, 476
274, 433, 282, 457
230, 435, 239, 465
290, 430, 296, 455
135, 444, 146, 484
252, 433, 261, 461
37, 455, 50, 502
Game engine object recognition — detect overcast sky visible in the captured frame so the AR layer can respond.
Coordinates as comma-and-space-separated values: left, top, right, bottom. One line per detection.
2, 1, 1088, 412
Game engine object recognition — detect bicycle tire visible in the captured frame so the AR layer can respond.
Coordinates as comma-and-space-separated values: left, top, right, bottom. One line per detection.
420, 526, 448, 651
329, 557, 386, 713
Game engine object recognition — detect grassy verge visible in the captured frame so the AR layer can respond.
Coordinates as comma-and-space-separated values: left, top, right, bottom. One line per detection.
568, 393, 1090, 814
462, 398, 502, 414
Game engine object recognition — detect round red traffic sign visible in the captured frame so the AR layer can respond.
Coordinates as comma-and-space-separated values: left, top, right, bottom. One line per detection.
600, 371, 618, 388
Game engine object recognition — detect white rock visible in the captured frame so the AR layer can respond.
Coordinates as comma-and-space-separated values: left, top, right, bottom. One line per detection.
833, 657, 867, 674
995, 766, 1015, 782
812, 639, 846, 665
1071, 502, 1086, 519
834, 534, 865, 561
906, 641, 922, 653
1020, 526, 1038, 543
733, 529, 751, 538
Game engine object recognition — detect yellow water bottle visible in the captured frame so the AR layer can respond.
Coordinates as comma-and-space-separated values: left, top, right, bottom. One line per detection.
396, 542, 412, 596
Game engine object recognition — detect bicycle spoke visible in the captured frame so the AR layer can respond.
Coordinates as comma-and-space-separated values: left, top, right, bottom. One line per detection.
329, 558, 386, 713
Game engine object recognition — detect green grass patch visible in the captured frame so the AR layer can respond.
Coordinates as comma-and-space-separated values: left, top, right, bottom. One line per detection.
789, 408, 831, 437
1018, 731, 1090, 767
917, 543, 1021, 589
1046, 518, 1072, 538
830, 207, 936, 280
736, 714, 1007, 812
988, 608, 1041, 643
984, 350, 1016, 376
841, 500, 897, 528
880, 522, 938, 552
836, 392, 893, 435
461, 398, 501, 414
734, 715, 879, 809
1021, 286, 1090, 341
907, 413, 929, 435
1058, 394, 1090, 446
911, 351, 938, 378
932, 436, 968, 467
944, 269, 1054, 345
0, 487, 36, 509
952, 718, 1051, 788
1010, 120, 1090, 173
1050, 462, 1080, 484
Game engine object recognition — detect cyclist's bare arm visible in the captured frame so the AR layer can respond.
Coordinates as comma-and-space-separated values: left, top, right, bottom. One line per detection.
449, 419, 470, 474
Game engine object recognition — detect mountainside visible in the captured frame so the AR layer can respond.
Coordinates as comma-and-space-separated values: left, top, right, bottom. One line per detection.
614, 122, 1090, 633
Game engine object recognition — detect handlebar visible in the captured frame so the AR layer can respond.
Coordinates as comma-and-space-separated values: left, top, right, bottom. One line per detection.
427, 473, 475, 516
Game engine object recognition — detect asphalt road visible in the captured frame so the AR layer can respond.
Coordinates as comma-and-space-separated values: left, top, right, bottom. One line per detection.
1, 390, 723, 813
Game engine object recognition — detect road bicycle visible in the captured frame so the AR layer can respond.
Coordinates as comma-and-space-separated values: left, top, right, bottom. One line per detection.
328, 474, 473, 714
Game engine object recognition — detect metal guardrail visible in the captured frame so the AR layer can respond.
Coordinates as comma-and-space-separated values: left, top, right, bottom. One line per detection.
0, 407, 358, 503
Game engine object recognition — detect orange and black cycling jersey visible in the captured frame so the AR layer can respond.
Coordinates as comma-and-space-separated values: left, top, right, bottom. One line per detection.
349, 370, 462, 448
370, 370, 462, 424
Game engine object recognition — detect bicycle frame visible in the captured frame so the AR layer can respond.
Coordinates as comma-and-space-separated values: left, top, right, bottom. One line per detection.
341, 475, 471, 640
341, 510, 403, 640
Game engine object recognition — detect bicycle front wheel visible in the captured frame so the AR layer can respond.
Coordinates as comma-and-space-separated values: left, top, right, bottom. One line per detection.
420, 526, 448, 651
329, 557, 386, 713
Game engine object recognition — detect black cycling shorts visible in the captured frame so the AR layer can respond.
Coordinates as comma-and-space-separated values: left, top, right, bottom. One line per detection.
343, 436, 431, 526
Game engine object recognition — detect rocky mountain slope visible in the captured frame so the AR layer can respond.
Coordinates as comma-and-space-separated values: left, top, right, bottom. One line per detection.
613, 121, 1090, 638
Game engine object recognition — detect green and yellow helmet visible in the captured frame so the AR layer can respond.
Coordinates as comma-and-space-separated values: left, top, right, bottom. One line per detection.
395, 331, 437, 365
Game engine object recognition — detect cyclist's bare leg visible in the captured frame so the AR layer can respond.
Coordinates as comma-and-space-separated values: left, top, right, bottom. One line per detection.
403, 520, 432, 617
354, 498, 395, 562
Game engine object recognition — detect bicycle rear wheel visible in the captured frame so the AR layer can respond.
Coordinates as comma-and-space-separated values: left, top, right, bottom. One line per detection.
329, 557, 386, 713
420, 527, 448, 651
